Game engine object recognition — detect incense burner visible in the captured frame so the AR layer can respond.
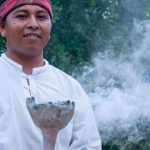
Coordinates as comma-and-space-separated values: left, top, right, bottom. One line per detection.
26, 97, 75, 150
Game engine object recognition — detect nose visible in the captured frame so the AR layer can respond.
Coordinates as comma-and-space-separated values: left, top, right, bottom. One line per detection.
27, 16, 39, 30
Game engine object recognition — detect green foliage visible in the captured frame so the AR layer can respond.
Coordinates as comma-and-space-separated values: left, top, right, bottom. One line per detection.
0, 0, 5, 6
103, 141, 120, 150
46, 0, 121, 73
103, 139, 150, 150
0, 36, 6, 53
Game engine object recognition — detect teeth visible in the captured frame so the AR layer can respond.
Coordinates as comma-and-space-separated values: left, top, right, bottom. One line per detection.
26, 34, 39, 39
29, 34, 37, 37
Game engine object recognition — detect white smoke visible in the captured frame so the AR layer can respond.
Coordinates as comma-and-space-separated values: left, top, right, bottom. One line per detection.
78, 20, 150, 146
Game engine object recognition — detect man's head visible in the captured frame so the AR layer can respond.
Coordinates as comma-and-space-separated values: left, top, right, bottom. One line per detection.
0, 0, 53, 61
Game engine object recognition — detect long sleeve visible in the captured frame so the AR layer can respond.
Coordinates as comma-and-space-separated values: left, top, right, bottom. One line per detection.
69, 83, 102, 150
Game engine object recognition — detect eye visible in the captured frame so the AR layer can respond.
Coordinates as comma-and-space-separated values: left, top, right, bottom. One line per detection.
37, 14, 49, 20
16, 14, 27, 20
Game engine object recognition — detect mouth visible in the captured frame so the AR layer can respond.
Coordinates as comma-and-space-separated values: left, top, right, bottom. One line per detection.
23, 33, 41, 39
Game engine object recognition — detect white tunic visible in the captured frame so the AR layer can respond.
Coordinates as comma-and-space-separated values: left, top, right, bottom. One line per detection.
0, 53, 101, 150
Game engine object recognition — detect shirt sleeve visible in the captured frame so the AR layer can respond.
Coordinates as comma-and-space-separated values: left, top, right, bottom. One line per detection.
69, 82, 102, 150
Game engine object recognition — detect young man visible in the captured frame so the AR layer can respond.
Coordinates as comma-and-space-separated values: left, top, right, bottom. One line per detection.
0, 0, 101, 150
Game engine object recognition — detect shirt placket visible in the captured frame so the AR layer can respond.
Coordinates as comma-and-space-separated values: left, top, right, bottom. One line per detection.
22, 74, 34, 99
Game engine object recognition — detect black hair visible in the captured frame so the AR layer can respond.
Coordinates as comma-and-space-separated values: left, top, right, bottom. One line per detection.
2, 17, 6, 23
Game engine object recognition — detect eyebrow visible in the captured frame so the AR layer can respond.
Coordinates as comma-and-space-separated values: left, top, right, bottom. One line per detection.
13, 9, 28, 14
13, 9, 49, 15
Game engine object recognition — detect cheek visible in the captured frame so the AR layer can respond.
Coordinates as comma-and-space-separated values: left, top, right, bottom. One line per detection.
45, 21, 52, 33
45, 24, 51, 35
43, 25, 52, 41
5, 20, 23, 38
6, 30, 19, 43
5, 26, 19, 40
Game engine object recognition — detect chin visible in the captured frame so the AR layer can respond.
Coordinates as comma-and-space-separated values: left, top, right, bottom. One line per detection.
24, 47, 43, 54
19, 50, 42, 59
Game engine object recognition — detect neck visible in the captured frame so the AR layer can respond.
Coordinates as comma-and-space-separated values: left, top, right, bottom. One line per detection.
22, 59, 45, 75
6, 51, 45, 75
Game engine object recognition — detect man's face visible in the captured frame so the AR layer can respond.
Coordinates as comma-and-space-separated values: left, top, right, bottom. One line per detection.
0, 5, 52, 59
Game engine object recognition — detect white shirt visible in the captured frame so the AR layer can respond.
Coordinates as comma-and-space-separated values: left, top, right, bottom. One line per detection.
0, 53, 101, 150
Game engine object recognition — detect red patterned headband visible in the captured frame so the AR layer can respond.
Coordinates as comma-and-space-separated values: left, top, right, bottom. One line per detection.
0, 0, 53, 22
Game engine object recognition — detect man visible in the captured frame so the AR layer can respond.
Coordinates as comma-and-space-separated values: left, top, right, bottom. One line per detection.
0, 0, 101, 150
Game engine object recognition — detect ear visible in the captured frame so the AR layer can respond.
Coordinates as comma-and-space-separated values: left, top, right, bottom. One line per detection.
0, 22, 6, 37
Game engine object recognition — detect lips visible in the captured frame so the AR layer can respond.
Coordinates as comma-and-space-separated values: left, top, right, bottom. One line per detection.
23, 33, 41, 39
